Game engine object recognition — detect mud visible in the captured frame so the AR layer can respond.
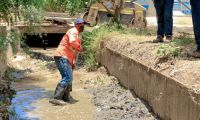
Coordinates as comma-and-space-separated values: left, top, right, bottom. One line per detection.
79, 68, 158, 120
92, 81, 158, 120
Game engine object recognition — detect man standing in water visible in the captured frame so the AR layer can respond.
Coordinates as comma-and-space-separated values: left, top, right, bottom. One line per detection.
49, 18, 86, 105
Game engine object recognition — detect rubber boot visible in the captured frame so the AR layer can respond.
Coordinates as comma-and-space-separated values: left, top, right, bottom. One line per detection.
62, 84, 72, 102
49, 83, 68, 105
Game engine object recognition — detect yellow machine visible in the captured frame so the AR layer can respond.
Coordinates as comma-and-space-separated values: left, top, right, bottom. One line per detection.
83, 0, 147, 28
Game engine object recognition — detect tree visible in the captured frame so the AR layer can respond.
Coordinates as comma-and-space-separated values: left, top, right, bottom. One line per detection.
44, 0, 90, 15
0, 0, 44, 23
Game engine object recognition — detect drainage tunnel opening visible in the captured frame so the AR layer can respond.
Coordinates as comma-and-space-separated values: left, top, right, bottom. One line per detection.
23, 33, 65, 48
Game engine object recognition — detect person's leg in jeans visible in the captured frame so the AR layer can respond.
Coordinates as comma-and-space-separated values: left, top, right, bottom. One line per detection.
49, 57, 73, 105
164, 0, 174, 41
153, 0, 165, 43
56, 57, 73, 87
191, 0, 200, 52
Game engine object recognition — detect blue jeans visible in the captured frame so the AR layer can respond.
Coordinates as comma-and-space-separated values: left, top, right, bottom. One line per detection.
54, 56, 73, 87
190, 0, 200, 51
154, 0, 174, 37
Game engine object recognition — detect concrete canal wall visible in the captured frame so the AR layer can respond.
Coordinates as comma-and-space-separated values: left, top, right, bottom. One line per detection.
97, 42, 200, 120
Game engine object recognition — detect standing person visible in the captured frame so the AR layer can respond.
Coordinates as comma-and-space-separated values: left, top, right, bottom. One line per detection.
190, 0, 200, 57
153, 0, 174, 43
49, 18, 86, 105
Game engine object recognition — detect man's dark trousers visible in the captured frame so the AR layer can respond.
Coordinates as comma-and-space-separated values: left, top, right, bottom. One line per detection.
190, 0, 200, 51
154, 0, 174, 37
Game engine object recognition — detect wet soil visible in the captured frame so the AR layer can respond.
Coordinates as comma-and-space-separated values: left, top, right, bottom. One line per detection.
92, 80, 158, 120
8, 48, 158, 120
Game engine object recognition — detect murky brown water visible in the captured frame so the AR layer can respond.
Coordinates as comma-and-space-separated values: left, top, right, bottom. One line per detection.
9, 49, 95, 120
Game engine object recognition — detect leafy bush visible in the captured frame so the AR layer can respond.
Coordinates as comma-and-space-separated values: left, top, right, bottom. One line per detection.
157, 44, 181, 58
9, 30, 22, 54
44, 0, 89, 15
0, 0, 44, 23
81, 24, 121, 71
0, 36, 9, 52
0, 30, 22, 54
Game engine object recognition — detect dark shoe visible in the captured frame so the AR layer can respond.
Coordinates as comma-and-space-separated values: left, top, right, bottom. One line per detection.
189, 50, 200, 58
49, 83, 67, 105
166, 35, 173, 42
62, 84, 72, 102
153, 35, 164, 43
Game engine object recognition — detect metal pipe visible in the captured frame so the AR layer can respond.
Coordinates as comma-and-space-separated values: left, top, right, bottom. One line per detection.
177, 0, 191, 10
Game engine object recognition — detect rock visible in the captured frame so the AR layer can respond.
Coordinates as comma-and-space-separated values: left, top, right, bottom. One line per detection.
12, 55, 25, 62
97, 66, 108, 75
110, 104, 123, 110
12, 72, 24, 79
109, 76, 119, 84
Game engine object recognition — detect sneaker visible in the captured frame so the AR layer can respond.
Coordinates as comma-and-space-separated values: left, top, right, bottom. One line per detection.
165, 35, 173, 42
189, 50, 200, 58
153, 35, 164, 43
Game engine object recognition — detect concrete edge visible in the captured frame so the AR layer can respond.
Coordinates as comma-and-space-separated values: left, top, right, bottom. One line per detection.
97, 44, 200, 120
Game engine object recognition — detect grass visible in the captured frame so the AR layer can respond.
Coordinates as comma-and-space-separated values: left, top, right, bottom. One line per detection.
172, 32, 194, 46
157, 44, 181, 59
157, 32, 195, 59
94, 76, 105, 86
81, 24, 155, 71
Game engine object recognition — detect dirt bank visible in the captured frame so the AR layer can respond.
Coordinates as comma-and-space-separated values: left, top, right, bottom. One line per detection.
0, 78, 14, 120
0, 44, 15, 120
103, 33, 200, 91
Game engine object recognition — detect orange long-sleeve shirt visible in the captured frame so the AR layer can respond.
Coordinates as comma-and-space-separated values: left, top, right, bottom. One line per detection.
54, 27, 81, 68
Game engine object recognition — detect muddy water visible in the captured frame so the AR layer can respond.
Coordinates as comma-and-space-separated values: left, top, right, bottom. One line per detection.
10, 79, 94, 120
9, 49, 95, 120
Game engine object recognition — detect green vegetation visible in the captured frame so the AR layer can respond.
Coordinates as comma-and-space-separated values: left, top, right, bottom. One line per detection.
81, 24, 120, 71
0, 36, 8, 53
157, 33, 194, 59
172, 32, 194, 46
0, 0, 44, 23
44, 0, 90, 15
4, 67, 15, 81
157, 44, 181, 59
94, 76, 105, 86
82, 25, 194, 70
0, 30, 22, 53
9, 31, 22, 54
81, 24, 153, 71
